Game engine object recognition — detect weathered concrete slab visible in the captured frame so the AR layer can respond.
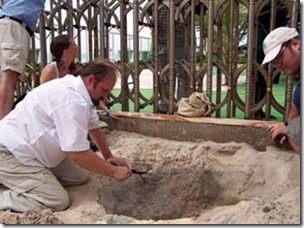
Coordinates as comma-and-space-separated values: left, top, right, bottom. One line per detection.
98, 111, 291, 152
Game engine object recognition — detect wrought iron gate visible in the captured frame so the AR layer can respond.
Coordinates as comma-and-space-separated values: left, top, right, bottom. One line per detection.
2, 0, 300, 120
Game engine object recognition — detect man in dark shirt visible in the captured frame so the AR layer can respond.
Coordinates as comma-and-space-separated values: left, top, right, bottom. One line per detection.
262, 27, 300, 154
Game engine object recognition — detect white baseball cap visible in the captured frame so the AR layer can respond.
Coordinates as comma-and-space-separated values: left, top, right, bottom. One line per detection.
262, 27, 299, 65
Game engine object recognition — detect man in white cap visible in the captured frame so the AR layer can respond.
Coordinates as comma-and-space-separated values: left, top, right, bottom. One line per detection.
262, 26, 300, 154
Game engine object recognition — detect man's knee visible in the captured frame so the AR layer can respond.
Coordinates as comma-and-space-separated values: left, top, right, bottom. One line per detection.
44, 189, 70, 211
59, 171, 90, 187
51, 157, 91, 187
33, 179, 71, 211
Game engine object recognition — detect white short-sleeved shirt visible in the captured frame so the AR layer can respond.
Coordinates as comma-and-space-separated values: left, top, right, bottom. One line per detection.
0, 75, 100, 168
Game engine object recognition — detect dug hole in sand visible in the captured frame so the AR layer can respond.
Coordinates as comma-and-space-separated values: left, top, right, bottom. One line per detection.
0, 129, 300, 224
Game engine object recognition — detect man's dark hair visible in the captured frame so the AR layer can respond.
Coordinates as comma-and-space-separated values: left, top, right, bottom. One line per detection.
74, 59, 117, 82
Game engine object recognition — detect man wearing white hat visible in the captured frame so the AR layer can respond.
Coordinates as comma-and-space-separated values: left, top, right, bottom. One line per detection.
262, 26, 300, 154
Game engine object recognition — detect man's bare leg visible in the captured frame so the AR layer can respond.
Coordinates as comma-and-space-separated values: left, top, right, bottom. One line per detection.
0, 70, 19, 119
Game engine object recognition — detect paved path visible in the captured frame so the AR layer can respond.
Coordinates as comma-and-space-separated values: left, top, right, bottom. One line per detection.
114, 69, 246, 91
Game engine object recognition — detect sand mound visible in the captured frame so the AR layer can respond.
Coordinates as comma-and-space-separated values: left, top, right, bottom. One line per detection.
0, 130, 300, 224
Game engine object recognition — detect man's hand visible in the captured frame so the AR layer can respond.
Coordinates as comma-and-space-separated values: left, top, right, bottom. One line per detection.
112, 166, 132, 181
267, 123, 287, 144
107, 156, 132, 181
107, 156, 129, 167
108, 111, 121, 120
69, 150, 132, 180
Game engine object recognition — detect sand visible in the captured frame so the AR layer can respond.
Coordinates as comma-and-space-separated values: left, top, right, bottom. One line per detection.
0, 129, 300, 224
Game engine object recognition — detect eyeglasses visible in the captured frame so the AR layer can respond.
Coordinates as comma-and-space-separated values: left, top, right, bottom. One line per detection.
272, 41, 290, 65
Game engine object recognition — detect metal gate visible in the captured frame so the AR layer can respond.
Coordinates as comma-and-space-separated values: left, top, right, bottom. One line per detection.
3, 0, 300, 120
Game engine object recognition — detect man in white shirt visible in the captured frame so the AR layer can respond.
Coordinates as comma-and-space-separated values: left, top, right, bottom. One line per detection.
0, 60, 132, 212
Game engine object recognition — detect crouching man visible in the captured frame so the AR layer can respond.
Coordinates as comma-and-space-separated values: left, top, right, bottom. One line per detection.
262, 27, 300, 155
0, 60, 132, 212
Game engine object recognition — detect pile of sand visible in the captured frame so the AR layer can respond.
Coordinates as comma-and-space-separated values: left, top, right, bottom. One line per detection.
0, 130, 300, 224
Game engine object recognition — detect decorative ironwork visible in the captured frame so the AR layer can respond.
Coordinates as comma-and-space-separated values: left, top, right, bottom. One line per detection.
5, 0, 300, 120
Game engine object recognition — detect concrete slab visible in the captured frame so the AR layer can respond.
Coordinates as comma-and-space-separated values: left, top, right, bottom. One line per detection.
98, 111, 292, 152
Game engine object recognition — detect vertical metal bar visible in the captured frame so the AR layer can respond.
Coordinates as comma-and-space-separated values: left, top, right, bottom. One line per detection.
197, 4, 205, 93
30, 35, 36, 88
290, 0, 299, 27
99, 0, 105, 58
133, 0, 140, 112
265, 0, 277, 121
232, 0, 239, 117
67, 0, 73, 35
215, 7, 222, 118
76, 0, 82, 62
153, 0, 159, 113
105, 0, 109, 59
190, 0, 196, 94
87, 1, 93, 61
199, 5, 205, 68
58, 0, 63, 34
244, 0, 255, 119
120, 1, 129, 111
168, 0, 175, 114
93, 5, 98, 59
39, 13, 47, 69
226, 0, 235, 118
206, 0, 214, 102
50, 1, 54, 40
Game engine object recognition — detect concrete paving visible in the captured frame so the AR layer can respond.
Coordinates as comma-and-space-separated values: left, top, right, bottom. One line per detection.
114, 69, 246, 91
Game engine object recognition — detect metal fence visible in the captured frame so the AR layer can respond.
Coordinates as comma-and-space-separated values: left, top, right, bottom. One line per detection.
6, 0, 301, 120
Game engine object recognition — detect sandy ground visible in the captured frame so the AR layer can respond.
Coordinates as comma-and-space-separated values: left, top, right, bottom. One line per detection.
0, 129, 300, 224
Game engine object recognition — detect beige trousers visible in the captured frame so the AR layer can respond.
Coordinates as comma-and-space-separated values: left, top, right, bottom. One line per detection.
0, 18, 30, 74
0, 145, 89, 212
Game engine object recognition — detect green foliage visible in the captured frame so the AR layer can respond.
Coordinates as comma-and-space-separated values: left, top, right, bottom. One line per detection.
238, 55, 247, 64
109, 81, 288, 121
194, 2, 248, 65
195, 52, 207, 62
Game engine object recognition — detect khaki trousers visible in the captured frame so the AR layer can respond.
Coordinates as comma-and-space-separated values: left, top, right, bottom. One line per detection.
0, 145, 89, 212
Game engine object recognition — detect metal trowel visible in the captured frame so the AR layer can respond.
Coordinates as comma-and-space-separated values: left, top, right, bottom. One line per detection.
130, 162, 152, 175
